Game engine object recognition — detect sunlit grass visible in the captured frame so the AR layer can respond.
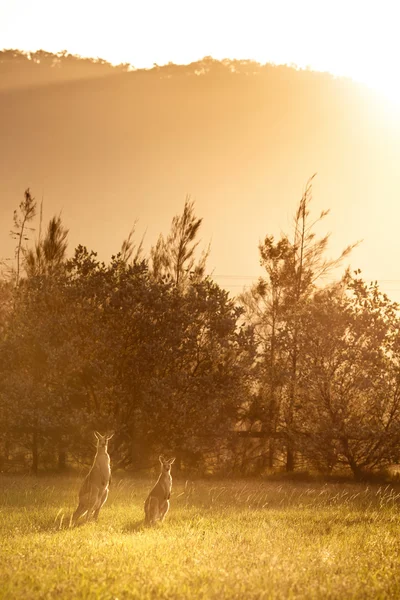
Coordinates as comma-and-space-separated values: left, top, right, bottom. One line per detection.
1, 476, 400, 599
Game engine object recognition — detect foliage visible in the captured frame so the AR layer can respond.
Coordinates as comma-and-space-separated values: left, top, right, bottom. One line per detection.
297, 274, 400, 478
9, 188, 37, 286
2, 180, 400, 480
0, 237, 254, 471
240, 176, 362, 474
151, 196, 210, 288
24, 215, 69, 277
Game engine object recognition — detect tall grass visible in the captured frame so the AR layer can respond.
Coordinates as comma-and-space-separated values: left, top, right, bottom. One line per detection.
1, 476, 400, 599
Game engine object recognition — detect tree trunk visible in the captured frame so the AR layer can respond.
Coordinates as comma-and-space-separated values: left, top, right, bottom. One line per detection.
31, 430, 38, 474
351, 465, 365, 482
131, 436, 140, 466
268, 438, 275, 470
286, 441, 295, 472
340, 437, 364, 480
347, 458, 365, 481
58, 441, 67, 472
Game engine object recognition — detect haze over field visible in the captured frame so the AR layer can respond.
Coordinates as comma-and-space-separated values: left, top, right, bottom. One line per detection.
1, 50, 400, 297
3, 6, 400, 598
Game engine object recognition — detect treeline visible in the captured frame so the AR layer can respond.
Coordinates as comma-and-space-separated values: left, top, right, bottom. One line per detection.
0, 49, 131, 90
0, 49, 334, 87
1, 184, 400, 480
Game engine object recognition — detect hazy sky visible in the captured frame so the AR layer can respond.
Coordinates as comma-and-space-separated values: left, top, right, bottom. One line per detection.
1, 0, 400, 102
2, 1, 400, 300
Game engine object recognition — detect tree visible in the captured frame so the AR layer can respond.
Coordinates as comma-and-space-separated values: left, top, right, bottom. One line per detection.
0, 236, 255, 473
60, 248, 255, 471
296, 273, 400, 479
240, 236, 294, 470
119, 221, 145, 265
24, 214, 69, 277
0, 273, 71, 472
242, 176, 358, 472
151, 196, 210, 288
10, 189, 36, 286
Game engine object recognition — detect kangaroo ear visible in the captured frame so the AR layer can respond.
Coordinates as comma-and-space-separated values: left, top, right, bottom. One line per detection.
159, 455, 165, 464
169, 457, 176, 464
107, 432, 114, 441
94, 431, 100, 440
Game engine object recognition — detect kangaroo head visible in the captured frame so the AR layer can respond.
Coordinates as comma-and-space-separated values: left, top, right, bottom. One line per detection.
94, 431, 114, 449
159, 455, 176, 473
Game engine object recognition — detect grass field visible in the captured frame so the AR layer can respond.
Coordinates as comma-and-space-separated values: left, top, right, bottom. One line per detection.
1, 475, 400, 599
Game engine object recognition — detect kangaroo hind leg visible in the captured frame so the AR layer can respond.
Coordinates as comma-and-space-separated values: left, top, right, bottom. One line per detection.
71, 502, 88, 526
159, 500, 170, 522
93, 487, 109, 521
145, 496, 159, 525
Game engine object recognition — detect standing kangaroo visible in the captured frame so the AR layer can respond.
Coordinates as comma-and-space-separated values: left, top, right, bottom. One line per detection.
144, 456, 176, 525
72, 431, 114, 525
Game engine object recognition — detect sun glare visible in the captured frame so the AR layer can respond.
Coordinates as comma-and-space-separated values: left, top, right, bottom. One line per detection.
2, 0, 399, 111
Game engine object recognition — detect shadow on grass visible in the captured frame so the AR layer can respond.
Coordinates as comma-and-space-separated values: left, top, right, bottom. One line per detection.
36, 512, 98, 532
122, 519, 148, 533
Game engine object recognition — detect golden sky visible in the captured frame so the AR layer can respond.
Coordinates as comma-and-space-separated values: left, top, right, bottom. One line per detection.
1, 0, 400, 103
1, 0, 400, 301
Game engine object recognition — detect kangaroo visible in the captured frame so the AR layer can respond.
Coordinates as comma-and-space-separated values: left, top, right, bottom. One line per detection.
71, 431, 114, 525
144, 455, 176, 525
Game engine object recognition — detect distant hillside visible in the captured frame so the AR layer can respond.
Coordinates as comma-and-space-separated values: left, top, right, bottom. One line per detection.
1, 51, 399, 295
0, 49, 131, 90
